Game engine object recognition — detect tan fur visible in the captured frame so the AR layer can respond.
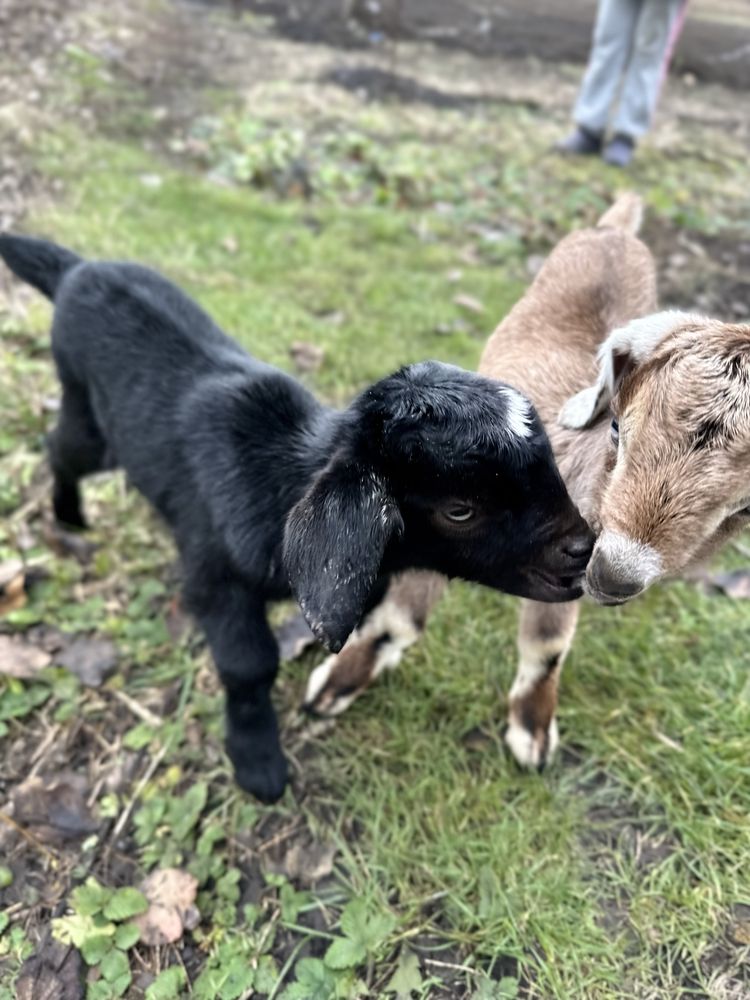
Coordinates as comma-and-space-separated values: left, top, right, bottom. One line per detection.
307, 195, 750, 773
479, 200, 658, 527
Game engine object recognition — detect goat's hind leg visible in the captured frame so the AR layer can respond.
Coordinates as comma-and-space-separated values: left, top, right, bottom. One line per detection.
48, 383, 108, 528
505, 598, 580, 771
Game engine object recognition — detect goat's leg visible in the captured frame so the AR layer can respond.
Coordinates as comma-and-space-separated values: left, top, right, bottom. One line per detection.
304, 570, 446, 716
504, 598, 580, 771
187, 576, 287, 802
48, 383, 108, 528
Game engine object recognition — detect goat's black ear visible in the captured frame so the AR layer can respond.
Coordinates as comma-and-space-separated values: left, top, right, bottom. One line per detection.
283, 460, 403, 652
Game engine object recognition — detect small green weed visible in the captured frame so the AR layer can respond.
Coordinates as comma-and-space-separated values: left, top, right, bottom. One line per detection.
52, 879, 148, 999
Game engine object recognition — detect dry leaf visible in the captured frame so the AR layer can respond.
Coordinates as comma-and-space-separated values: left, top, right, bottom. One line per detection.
0, 634, 51, 678
275, 612, 317, 661
221, 234, 238, 254
42, 523, 98, 565
729, 904, 750, 945
461, 725, 497, 754
134, 868, 200, 946
16, 935, 84, 1000
0, 558, 26, 616
11, 773, 98, 844
55, 636, 118, 687
281, 839, 336, 885
289, 341, 325, 373
703, 568, 750, 599
165, 596, 191, 642
453, 292, 484, 313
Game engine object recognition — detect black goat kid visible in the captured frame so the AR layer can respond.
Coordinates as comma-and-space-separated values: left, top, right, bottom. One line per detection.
0, 235, 593, 802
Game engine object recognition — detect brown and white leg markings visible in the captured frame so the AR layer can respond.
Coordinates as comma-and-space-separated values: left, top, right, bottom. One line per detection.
303, 595, 422, 716
303, 571, 446, 717
505, 600, 580, 770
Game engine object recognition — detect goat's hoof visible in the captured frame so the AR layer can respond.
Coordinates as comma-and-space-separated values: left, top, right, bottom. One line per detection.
504, 716, 559, 772
303, 655, 364, 718
232, 751, 288, 804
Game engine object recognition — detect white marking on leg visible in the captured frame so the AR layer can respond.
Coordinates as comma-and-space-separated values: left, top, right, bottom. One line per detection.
303, 597, 421, 716
509, 636, 565, 702
505, 715, 559, 770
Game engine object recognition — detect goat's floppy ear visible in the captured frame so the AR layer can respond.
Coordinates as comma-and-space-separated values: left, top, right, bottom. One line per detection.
558, 311, 700, 430
283, 459, 403, 653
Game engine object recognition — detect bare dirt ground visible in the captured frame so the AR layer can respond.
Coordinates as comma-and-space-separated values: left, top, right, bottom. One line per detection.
237, 0, 750, 89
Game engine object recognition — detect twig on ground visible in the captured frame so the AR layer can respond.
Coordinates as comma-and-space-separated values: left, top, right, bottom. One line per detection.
107, 743, 168, 848
8, 473, 53, 525
109, 688, 163, 727
0, 811, 59, 866
423, 956, 478, 975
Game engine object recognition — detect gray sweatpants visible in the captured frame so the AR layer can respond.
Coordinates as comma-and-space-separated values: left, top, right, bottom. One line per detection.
574, 0, 688, 139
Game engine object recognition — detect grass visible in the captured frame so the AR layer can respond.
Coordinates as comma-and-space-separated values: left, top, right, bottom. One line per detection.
1, 3, 749, 997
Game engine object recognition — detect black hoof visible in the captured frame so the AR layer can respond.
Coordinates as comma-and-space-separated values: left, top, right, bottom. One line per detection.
231, 748, 289, 804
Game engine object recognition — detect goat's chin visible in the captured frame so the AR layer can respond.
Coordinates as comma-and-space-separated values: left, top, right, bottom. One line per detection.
523, 569, 585, 603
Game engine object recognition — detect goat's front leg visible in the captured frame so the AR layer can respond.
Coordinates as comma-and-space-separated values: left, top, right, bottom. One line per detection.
504, 598, 580, 771
187, 578, 287, 803
304, 571, 446, 716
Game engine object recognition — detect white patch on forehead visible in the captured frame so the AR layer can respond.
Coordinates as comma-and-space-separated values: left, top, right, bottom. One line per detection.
500, 387, 532, 440
594, 530, 663, 587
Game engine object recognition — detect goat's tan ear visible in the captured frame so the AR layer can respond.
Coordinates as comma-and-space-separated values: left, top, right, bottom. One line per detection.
558, 311, 702, 430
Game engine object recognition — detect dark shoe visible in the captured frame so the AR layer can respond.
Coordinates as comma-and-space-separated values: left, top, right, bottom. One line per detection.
555, 126, 603, 156
602, 134, 635, 168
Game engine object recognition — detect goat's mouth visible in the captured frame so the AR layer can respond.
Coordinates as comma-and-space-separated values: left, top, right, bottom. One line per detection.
583, 584, 642, 606
526, 568, 585, 601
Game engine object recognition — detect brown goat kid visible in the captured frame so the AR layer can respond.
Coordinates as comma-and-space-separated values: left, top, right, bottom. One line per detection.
304, 193, 750, 769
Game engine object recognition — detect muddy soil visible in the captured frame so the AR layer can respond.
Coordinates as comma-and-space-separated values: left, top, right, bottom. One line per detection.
236, 0, 750, 89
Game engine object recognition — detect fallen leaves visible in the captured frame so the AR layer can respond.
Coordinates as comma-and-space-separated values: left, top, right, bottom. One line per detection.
0, 557, 26, 615
274, 611, 317, 661
41, 522, 98, 565
280, 837, 336, 886
55, 635, 118, 688
453, 292, 485, 314
16, 934, 84, 1000
133, 868, 200, 946
289, 340, 325, 373
0, 633, 51, 678
10, 772, 98, 844
729, 903, 750, 945
701, 567, 750, 599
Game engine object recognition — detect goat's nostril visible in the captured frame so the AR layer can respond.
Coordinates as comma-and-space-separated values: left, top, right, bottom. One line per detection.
587, 561, 643, 601
563, 532, 595, 562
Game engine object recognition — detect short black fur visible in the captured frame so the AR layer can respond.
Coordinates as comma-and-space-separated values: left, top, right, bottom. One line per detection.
0, 233, 593, 802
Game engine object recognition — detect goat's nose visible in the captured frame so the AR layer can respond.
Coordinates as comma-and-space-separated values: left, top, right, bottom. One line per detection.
562, 530, 595, 562
587, 558, 643, 603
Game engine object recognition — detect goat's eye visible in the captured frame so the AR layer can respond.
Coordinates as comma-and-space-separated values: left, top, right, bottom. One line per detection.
611, 418, 620, 444
444, 505, 475, 523
736, 504, 750, 517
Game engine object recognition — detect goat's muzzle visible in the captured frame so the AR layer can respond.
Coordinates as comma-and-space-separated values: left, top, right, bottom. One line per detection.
526, 514, 595, 602
584, 530, 662, 605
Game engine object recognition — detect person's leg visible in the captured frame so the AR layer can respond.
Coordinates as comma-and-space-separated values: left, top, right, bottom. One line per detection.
610, 0, 687, 141
572, 0, 641, 137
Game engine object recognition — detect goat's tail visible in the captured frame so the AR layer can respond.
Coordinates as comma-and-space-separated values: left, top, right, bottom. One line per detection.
0, 233, 82, 300
596, 192, 643, 235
